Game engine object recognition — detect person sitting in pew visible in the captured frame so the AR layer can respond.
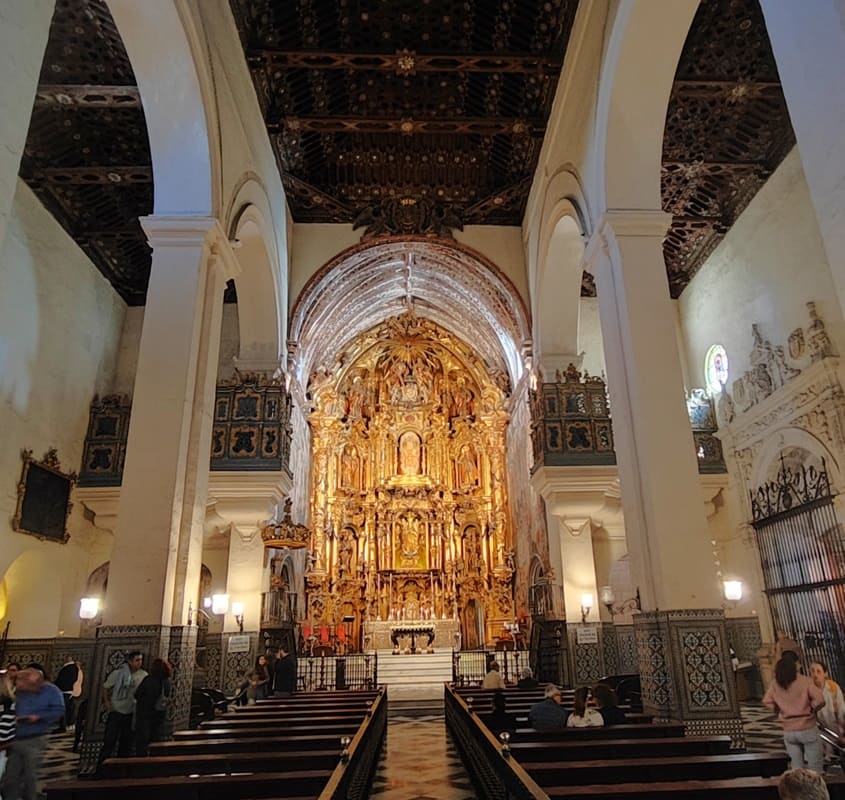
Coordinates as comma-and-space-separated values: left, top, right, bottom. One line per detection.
482, 691, 518, 737
593, 682, 628, 726
528, 685, 569, 730
517, 667, 539, 689
566, 686, 603, 728
778, 767, 830, 799
482, 661, 506, 690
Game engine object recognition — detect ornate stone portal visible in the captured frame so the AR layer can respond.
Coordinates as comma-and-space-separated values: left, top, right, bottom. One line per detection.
304, 310, 515, 651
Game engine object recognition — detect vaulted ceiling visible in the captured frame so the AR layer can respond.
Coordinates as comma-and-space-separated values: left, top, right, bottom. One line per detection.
19, 0, 796, 306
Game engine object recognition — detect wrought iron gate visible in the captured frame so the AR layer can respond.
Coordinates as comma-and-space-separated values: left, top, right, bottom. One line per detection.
751, 455, 845, 682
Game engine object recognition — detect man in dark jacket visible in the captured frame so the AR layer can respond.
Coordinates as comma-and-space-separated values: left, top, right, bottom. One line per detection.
273, 646, 297, 696
528, 684, 569, 730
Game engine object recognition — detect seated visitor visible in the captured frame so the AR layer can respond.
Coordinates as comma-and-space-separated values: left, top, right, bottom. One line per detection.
528, 684, 569, 730
566, 686, 603, 728
778, 767, 830, 800
810, 661, 845, 738
482, 691, 518, 736
517, 666, 539, 689
593, 682, 628, 726
482, 661, 506, 690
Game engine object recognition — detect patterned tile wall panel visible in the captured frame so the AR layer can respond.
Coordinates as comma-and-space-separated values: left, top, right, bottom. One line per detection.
204, 633, 222, 690
166, 626, 197, 733
634, 613, 675, 716
615, 625, 638, 674
566, 623, 606, 686
2, 638, 54, 673
602, 624, 619, 675
685, 716, 747, 750
727, 615, 764, 698
222, 631, 260, 695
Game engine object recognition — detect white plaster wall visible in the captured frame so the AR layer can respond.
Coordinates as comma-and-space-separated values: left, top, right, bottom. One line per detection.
0, 181, 125, 636
217, 304, 240, 381
455, 225, 528, 307
112, 306, 144, 398
577, 296, 606, 379
679, 148, 842, 389
290, 223, 362, 310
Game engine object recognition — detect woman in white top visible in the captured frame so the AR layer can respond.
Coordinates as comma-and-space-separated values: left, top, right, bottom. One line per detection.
810, 661, 845, 734
566, 686, 604, 728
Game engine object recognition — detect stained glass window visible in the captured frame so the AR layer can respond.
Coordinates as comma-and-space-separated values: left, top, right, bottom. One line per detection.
705, 344, 729, 395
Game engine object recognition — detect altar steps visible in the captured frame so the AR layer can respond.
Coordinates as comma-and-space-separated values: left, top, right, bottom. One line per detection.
376, 649, 453, 702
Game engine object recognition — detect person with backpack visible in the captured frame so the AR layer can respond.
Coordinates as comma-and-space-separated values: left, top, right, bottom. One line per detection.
134, 658, 173, 757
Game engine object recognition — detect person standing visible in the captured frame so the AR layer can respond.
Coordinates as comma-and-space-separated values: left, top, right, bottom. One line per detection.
54, 659, 83, 730
96, 651, 147, 772
134, 658, 172, 757
273, 646, 296, 697
0, 672, 16, 798
2, 668, 64, 800
764, 656, 825, 773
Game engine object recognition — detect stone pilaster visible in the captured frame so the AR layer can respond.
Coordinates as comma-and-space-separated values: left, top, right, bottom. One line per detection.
634, 609, 744, 747
165, 626, 198, 732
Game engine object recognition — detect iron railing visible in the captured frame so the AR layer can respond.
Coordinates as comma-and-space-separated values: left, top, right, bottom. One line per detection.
452, 649, 530, 686
299, 653, 378, 692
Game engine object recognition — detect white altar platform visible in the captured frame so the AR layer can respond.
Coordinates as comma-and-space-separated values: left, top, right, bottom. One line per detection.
375, 649, 453, 701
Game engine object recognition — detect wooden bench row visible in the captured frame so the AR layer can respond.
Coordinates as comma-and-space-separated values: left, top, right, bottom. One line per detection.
46, 688, 387, 800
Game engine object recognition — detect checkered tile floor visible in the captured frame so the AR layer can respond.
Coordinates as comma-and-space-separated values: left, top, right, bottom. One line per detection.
32, 703, 827, 799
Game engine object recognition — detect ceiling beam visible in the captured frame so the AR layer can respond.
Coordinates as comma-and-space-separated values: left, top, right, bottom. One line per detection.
271, 116, 543, 137
30, 166, 152, 185
250, 48, 562, 75
34, 84, 141, 107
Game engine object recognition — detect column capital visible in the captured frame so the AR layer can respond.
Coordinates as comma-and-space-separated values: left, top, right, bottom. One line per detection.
583, 209, 673, 267
140, 214, 241, 281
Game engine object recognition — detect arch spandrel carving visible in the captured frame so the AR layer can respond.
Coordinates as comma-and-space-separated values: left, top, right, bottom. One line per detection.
304, 309, 516, 650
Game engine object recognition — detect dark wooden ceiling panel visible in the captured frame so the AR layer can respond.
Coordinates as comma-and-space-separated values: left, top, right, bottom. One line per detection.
20, 0, 153, 306
661, 0, 795, 297
231, 0, 579, 228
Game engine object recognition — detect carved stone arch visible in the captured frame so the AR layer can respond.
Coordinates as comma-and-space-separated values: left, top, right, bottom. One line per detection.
226, 179, 288, 370
750, 427, 842, 495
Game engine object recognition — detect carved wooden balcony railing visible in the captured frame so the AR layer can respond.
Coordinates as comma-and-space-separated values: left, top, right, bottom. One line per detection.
530, 365, 615, 470
687, 388, 727, 474
78, 394, 131, 487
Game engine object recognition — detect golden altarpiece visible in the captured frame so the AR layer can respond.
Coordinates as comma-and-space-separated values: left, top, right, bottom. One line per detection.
304, 310, 516, 651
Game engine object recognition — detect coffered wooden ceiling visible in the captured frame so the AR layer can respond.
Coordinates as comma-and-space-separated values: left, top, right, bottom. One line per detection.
19, 0, 794, 306
229, 0, 579, 229
662, 0, 795, 297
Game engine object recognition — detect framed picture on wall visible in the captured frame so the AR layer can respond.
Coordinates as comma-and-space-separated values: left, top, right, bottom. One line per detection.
13, 448, 77, 544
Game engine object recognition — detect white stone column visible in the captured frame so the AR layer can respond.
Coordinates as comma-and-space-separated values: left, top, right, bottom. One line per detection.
585, 211, 720, 610
0, 0, 55, 251
760, 1, 845, 314
104, 217, 237, 627
208, 472, 291, 633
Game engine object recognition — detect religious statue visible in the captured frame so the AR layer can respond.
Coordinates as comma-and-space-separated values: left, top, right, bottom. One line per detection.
807, 301, 834, 362
451, 376, 474, 418
400, 515, 421, 558
340, 445, 359, 489
456, 443, 479, 488
345, 375, 365, 418
399, 431, 421, 475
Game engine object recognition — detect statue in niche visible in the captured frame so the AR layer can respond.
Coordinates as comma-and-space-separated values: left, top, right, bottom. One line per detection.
807, 301, 834, 362
464, 526, 481, 571
400, 516, 421, 558
339, 534, 354, 575
456, 443, 479, 488
345, 376, 365, 418
414, 359, 434, 403
340, 445, 359, 489
451, 376, 474, 418
399, 431, 421, 475
386, 359, 409, 403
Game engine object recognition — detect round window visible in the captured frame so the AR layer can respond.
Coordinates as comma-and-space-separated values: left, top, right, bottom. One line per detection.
705, 344, 729, 395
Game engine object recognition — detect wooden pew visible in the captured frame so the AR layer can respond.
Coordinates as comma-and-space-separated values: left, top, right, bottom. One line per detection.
526, 753, 788, 786
507, 735, 732, 761
544, 776, 845, 799
150, 733, 347, 756
512, 722, 687, 741
100, 749, 341, 779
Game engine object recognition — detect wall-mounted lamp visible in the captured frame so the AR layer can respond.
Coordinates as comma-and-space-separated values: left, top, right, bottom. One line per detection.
600, 585, 642, 617
580, 593, 593, 624
79, 597, 100, 620
722, 580, 742, 603
207, 594, 229, 615
231, 601, 245, 633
